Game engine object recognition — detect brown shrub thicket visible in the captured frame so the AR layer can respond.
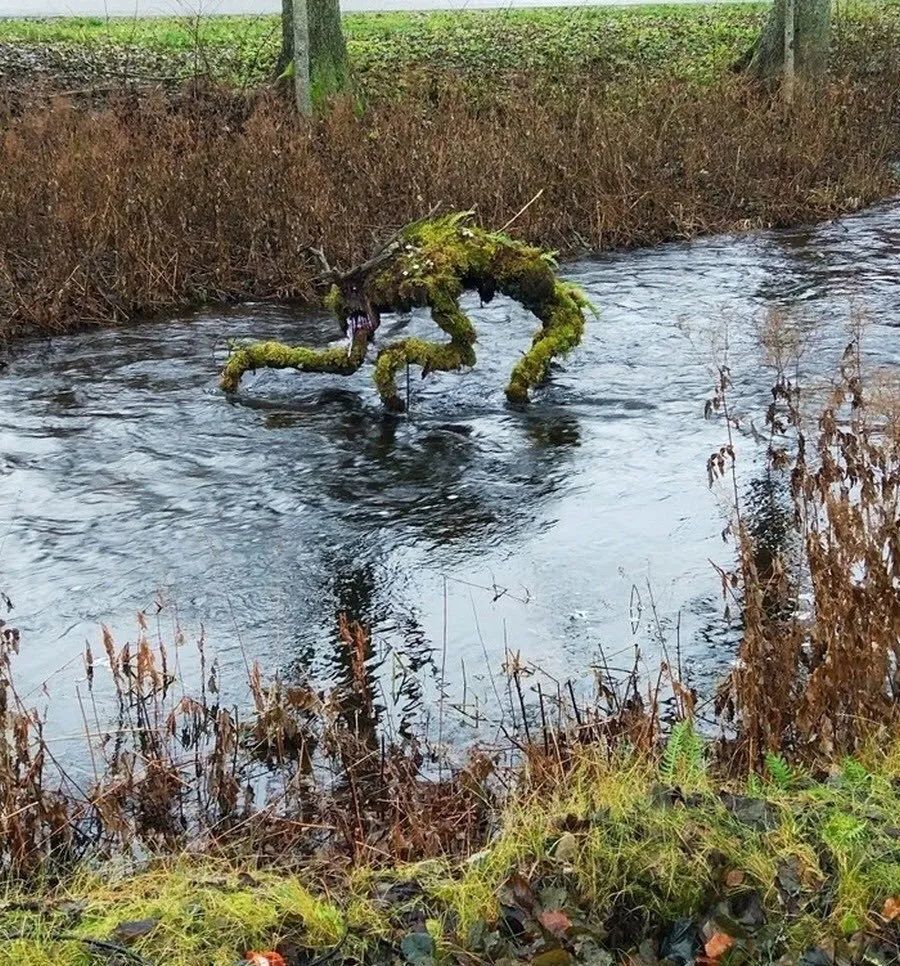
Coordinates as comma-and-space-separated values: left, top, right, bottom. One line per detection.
0, 76, 897, 342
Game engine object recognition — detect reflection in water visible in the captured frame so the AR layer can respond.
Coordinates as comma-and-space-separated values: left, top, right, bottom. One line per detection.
0, 203, 898, 741
686, 466, 800, 698
743, 471, 798, 588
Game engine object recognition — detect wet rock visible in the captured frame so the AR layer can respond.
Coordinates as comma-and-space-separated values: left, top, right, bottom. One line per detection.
799, 948, 833, 965
719, 792, 779, 830
112, 917, 159, 942
659, 918, 701, 964
400, 929, 435, 965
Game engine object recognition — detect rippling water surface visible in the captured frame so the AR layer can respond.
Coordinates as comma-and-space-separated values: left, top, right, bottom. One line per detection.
1, 203, 898, 742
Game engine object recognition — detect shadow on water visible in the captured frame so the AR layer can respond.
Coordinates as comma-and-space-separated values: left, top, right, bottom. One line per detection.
0, 202, 898, 741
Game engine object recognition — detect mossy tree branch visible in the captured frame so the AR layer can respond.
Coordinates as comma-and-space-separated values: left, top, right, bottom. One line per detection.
373, 291, 477, 412
219, 213, 588, 408
220, 332, 369, 393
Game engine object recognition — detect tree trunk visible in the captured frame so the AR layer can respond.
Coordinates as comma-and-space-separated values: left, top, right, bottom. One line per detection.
292, 0, 312, 115
278, 0, 349, 112
746, 0, 831, 80
275, 0, 294, 77
783, 0, 796, 102
307, 0, 350, 104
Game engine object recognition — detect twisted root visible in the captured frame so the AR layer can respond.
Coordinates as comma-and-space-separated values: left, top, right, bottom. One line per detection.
504, 280, 588, 404
373, 292, 476, 412
220, 333, 369, 394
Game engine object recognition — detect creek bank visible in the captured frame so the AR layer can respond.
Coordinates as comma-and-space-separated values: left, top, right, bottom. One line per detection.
3, 740, 899, 965
1, 75, 897, 345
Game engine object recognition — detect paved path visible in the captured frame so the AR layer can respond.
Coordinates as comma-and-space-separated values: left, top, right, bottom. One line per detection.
1, 0, 746, 19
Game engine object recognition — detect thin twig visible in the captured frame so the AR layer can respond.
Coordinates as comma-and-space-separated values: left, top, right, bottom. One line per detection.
499, 188, 544, 234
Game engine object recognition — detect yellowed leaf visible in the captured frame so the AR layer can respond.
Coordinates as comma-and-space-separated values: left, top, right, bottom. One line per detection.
704, 931, 734, 961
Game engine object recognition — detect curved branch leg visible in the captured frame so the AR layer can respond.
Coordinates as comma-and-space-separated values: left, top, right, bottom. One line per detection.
497, 261, 588, 404
373, 294, 476, 412
220, 333, 368, 393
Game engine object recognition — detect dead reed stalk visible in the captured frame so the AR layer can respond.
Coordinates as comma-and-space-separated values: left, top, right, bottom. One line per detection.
713, 333, 900, 765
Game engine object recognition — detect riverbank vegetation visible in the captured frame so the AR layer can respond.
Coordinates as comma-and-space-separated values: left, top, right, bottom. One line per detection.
1, 344, 898, 962
3, 742, 899, 964
1, 75, 898, 344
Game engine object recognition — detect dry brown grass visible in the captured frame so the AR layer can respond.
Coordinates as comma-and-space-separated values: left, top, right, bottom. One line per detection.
712, 333, 900, 766
0, 75, 897, 342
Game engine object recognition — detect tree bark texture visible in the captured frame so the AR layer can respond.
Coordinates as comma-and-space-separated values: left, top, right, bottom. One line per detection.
746, 0, 831, 80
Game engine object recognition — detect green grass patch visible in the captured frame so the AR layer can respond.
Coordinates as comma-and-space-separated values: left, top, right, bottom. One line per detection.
1, 1, 899, 90
3, 737, 899, 964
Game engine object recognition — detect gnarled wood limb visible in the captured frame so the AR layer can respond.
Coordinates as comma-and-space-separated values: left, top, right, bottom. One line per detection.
220, 331, 369, 393
373, 291, 477, 412
219, 212, 589, 408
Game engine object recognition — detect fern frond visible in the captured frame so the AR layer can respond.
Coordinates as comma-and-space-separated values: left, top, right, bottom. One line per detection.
822, 811, 869, 854
764, 752, 805, 790
661, 720, 705, 784
840, 757, 872, 790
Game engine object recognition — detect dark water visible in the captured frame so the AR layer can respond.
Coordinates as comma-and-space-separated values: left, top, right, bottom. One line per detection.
1, 202, 898, 749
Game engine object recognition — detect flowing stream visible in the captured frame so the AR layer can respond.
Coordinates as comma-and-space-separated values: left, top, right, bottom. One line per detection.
1, 202, 898, 749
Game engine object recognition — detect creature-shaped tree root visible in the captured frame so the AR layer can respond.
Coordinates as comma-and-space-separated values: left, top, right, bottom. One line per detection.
220, 332, 369, 394
220, 212, 589, 409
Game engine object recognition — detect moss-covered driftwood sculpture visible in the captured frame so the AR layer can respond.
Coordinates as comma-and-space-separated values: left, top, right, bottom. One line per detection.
220, 212, 589, 411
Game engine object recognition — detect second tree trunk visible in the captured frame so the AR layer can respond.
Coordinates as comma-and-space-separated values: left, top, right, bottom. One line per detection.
746, 0, 831, 79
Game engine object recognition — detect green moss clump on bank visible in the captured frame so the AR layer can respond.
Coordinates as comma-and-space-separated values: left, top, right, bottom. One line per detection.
4, 739, 899, 965
0, 864, 348, 966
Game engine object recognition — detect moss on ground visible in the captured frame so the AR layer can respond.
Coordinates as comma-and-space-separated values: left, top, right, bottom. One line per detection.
3, 737, 899, 964
0, 2, 898, 94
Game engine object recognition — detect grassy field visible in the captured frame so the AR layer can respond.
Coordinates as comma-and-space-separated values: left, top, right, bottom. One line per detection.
0, 4, 802, 88
0, 3, 898, 92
